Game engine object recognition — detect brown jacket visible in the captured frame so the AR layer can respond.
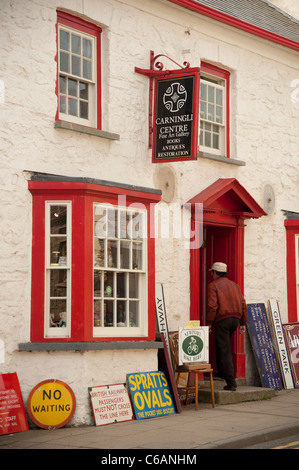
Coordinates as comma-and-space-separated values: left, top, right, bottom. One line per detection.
207, 277, 247, 326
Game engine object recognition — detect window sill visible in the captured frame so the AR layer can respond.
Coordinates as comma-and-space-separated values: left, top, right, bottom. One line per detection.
54, 120, 120, 141
18, 341, 163, 352
198, 151, 246, 166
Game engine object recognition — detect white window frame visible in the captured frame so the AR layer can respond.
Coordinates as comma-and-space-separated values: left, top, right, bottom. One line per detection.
58, 23, 97, 128
44, 201, 72, 338
199, 74, 226, 156
93, 203, 148, 338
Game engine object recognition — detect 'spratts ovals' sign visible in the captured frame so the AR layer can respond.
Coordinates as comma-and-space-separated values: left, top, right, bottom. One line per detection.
27, 379, 76, 429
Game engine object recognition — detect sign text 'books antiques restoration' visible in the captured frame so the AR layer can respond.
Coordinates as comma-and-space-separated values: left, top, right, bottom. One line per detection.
153, 73, 199, 162
126, 371, 175, 420
247, 304, 282, 390
27, 379, 76, 429
0, 373, 29, 435
89, 383, 134, 426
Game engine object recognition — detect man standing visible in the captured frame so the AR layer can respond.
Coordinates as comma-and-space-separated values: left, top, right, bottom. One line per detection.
207, 262, 247, 391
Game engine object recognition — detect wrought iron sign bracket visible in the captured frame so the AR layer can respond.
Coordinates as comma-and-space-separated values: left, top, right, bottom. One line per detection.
135, 51, 200, 149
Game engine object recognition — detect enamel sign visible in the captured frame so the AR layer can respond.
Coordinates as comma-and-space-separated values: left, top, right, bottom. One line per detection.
89, 383, 134, 426
268, 300, 293, 389
27, 379, 76, 429
127, 371, 175, 420
0, 373, 29, 435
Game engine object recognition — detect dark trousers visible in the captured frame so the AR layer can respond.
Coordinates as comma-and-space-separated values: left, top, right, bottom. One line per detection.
214, 317, 240, 387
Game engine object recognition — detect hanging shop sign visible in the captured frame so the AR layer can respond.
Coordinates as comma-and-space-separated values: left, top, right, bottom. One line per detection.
126, 371, 175, 420
0, 373, 29, 435
27, 379, 76, 429
89, 383, 134, 426
178, 327, 209, 365
268, 300, 294, 389
283, 323, 299, 388
247, 304, 282, 390
153, 72, 199, 163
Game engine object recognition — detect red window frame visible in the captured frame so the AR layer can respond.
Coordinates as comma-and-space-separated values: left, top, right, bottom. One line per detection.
55, 10, 102, 129
200, 62, 230, 158
285, 220, 299, 322
29, 179, 160, 343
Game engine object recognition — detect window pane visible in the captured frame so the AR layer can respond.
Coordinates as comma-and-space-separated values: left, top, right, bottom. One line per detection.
205, 131, 211, 147
71, 55, 81, 76
60, 29, 70, 51
107, 240, 117, 268
68, 97, 78, 116
79, 82, 88, 100
208, 104, 214, 121
104, 271, 114, 297
200, 102, 206, 119
200, 83, 207, 101
68, 79, 77, 97
60, 52, 69, 73
94, 270, 102, 296
216, 88, 223, 105
129, 273, 138, 298
120, 241, 130, 269
117, 300, 126, 325
51, 206, 67, 234
83, 38, 92, 58
59, 76, 66, 94
129, 301, 139, 327
50, 236, 67, 265
132, 242, 142, 270
83, 59, 92, 80
94, 300, 102, 326
104, 300, 114, 326
213, 133, 219, 149
50, 269, 67, 297
59, 95, 66, 114
94, 238, 104, 267
208, 85, 214, 103
117, 273, 126, 298
50, 299, 67, 328
216, 105, 222, 124
80, 101, 88, 119
71, 33, 81, 55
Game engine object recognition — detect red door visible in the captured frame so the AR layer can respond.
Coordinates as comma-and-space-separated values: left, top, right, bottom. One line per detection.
200, 225, 237, 373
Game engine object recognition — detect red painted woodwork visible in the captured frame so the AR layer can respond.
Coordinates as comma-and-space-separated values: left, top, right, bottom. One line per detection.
29, 180, 161, 343
285, 220, 299, 323
188, 178, 266, 378
167, 0, 299, 52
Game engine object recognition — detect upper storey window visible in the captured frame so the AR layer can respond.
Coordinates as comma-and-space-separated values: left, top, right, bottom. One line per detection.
56, 11, 102, 129
199, 62, 230, 158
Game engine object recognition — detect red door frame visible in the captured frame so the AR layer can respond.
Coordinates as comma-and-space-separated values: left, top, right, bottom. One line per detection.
188, 178, 266, 378
285, 220, 299, 323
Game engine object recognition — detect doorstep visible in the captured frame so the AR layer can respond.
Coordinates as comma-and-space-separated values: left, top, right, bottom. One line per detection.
198, 379, 276, 405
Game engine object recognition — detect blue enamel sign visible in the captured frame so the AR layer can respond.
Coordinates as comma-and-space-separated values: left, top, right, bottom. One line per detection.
126, 371, 175, 419
247, 303, 282, 390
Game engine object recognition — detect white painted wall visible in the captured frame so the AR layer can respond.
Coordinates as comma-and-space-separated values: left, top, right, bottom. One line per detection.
0, 0, 298, 424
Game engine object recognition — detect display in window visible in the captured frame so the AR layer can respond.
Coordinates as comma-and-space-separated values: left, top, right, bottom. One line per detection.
50, 299, 67, 328
94, 299, 101, 327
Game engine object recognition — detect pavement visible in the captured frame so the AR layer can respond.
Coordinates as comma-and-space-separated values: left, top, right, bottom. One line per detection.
1, 381, 299, 452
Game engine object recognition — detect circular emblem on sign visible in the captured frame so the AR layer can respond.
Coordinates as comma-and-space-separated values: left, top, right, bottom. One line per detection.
182, 335, 203, 356
27, 379, 76, 430
163, 82, 187, 112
